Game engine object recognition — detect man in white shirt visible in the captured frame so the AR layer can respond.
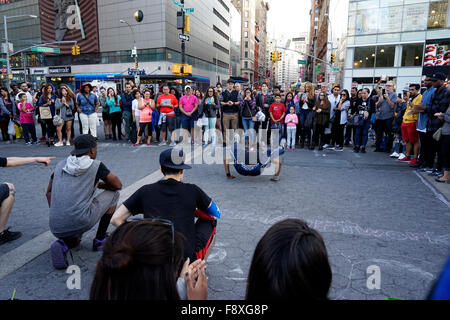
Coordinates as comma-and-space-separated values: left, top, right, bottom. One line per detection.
15, 82, 33, 105
324, 84, 341, 148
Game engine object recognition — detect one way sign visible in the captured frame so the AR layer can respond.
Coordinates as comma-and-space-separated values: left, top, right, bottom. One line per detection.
179, 34, 190, 41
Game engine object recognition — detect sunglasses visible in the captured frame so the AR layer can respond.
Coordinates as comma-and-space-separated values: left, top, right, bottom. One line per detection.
130, 217, 175, 264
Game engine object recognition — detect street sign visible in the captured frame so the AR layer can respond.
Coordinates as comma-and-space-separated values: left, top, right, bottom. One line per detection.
184, 8, 194, 13
179, 34, 190, 41
31, 46, 60, 54
333, 67, 340, 71
298, 60, 306, 65
174, 0, 183, 8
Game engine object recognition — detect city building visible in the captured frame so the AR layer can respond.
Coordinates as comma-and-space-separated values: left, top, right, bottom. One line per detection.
292, 33, 309, 82
343, 0, 450, 91
276, 37, 302, 90
255, 0, 269, 85
307, 0, 330, 83
0, 0, 235, 90
230, 4, 242, 79
266, 36, 277, 86
231, 0, 269, 86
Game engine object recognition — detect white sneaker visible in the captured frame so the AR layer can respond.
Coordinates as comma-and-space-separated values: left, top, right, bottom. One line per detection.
398, 153, 407, 160
66, 142, 71, 146
390, 152, 400, 158
169, 141, 176, 147
322, 144, 330, 149
158, 141, 167, 146
54, 141, 64, 147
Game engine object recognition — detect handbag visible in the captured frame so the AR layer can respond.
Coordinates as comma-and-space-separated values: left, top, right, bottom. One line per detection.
39, 106, 52, 120
7, 119, 15, 136
244, 100, 257, 122
53, 109, 63, 126
14, 123, 22, 139
433, 128, 442, 141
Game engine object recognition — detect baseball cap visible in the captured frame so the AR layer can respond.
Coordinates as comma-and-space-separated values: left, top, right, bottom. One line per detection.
71, 134, 97, 156
430, 72, 447, 81
184, 85, 192, 90
159, 149, 192, 170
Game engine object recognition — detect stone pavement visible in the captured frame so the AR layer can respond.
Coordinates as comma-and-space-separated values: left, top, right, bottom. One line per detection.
0, 136, 449, 300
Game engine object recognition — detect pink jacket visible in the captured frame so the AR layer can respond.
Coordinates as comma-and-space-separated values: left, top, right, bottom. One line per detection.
285, 114, 298, 127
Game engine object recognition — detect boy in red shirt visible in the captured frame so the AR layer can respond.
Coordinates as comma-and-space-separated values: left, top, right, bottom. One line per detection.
269, 94, 286, 145
156, 84, 179, 147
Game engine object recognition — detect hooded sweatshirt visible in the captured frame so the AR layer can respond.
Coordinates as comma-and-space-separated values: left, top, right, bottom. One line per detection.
49, 156, 104, 237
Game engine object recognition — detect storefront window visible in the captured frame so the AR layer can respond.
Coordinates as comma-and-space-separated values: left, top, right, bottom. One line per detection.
355, 8, 379, 35
402, 43, 424, 66
428, 0, 449, 29
378, 6, 402, 34
402, 3, 428, 31
375, 45, 395, 67
353, 46, 376, 68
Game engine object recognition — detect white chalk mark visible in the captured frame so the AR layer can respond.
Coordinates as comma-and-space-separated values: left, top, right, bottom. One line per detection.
225, 277, 246, 281
230, 266, 244, 275
207, 248, 227, 263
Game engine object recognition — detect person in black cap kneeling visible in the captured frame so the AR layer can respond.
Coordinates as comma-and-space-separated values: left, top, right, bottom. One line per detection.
46, 134, 123, 269
111, 148, 220, 262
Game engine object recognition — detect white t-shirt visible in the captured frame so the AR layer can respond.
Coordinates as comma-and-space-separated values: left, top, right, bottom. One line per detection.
132, 99, 140, 117
16, 91, 33, 105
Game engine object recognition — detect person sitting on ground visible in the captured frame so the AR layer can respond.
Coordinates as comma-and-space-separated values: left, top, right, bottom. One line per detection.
1, 156, 55, 245
246, 218, 332, 300
111, 148, 219, 262
46, 134, 122, 269
90, 220, 208, 300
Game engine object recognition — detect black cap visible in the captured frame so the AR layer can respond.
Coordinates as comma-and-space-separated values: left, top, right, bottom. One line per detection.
71, 134, 97, 156
430, 72, 447, 81
159, 148, 192, 170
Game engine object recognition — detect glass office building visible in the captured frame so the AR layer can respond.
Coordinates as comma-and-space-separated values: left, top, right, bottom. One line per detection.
344, 0, 450, 91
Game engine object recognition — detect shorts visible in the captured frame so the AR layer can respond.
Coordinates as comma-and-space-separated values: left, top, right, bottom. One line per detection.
193, 218, 217, 261
0, 183, 10, 203
138, 122, 153, 137
52, 190, 120, 239
161, 116, 175, 132
102, 112, 111, 121
401, 122, 419, 143
181, 114, 195, 130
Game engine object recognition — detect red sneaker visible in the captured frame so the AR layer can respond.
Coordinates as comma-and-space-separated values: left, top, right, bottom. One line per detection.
408, 158, 418, 165
398, 156, 411, 162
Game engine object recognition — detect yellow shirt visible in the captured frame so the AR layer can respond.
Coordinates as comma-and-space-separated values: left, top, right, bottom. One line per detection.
403, 94, 422, 123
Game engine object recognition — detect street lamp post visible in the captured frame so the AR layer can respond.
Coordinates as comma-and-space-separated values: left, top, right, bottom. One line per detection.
324, 13, 333, 83
3, 14, 37, 88
120, 19, 138, 69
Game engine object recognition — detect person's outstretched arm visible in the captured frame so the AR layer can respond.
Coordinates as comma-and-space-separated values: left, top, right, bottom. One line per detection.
4, 157, 55, 167
110, 204, 131, 227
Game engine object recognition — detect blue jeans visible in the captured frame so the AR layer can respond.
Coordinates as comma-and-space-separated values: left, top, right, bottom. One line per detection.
354, 119, 371, 148
203, 117, 217, 145
286, 127, 296, 147
242, 118, 255, 142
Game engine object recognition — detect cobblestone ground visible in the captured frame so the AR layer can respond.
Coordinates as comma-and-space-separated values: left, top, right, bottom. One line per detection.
0, 127, 449, 300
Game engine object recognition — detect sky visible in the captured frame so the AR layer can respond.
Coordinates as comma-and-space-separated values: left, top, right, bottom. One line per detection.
266, 0, 349, 43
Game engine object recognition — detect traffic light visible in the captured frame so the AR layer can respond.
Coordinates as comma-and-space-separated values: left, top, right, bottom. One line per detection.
72, 45, 80, 56
271, 51, 276, 62
184, 15, 190, 34
331, 52, 335, 64
277, 51, 282, 61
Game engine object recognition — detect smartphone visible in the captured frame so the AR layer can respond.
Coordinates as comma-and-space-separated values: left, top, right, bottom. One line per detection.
382, 89, 386, 95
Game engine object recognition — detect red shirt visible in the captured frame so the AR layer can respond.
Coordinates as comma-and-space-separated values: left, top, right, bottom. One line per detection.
157, 94, 178, 117
269, 103, 286, 124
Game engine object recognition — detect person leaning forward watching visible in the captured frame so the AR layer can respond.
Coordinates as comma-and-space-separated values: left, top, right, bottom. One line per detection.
111, 148, 220, 262
46, 134, 122, 269
1, 156, 55, 245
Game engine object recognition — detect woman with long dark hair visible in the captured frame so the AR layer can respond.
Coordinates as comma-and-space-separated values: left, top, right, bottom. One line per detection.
200, 87, 220, 147
296, 82, 315, 148
90, 220, 208, 300
38, 84, 57, 145
240, 88, 257, 147
107, 87, 122, 141
246, 219, 332, 300
54, 86, 75, 146
332, 89, 350, 151
0, 87, 16, 142
311, 92, 330, 150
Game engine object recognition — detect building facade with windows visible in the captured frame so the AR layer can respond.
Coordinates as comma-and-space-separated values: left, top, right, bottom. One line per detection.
0, 0, 233, 89
344, 0, 450, 91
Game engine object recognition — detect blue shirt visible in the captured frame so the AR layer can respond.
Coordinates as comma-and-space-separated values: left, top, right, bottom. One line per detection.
417, 87, 436, 132
107, 96, 122, 114
121, 92, 134, 113
76, 93, 98, 115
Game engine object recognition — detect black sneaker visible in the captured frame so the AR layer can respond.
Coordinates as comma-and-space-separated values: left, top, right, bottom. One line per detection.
361, 147, 366, 153
0, 228, 22, 245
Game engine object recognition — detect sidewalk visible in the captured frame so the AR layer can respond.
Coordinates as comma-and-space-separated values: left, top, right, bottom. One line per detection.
418, 170, 450, 204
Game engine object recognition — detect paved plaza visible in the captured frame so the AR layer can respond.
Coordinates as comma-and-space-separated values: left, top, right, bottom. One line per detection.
0, 134, 449, 300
